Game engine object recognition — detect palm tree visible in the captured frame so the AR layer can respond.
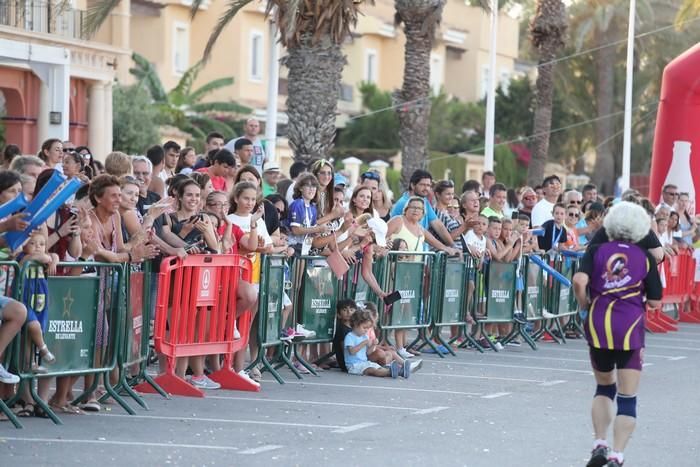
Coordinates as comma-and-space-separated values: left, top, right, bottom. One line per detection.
129, 53, 250, 141
393, 0, 446, 188
676, 0, 700, 29
527, 0, 567, 187
85, 1, 372, 164
197, 0, 373, 164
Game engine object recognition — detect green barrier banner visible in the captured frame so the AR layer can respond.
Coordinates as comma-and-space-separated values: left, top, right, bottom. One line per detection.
43, 277, 99, 372
485, 262, 516, 321
264, 262, 285, 344
441, 261, 466, 324
389, 261, 424, 326
300, 263, 338, 340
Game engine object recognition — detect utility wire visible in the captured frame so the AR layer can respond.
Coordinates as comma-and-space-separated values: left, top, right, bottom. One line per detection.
427, 101, 659, 163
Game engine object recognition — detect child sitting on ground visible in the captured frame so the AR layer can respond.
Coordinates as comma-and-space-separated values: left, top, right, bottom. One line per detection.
344, 310, 409, 378
364, 302, 419, 374
333, 299, 357, 372
17, 232, 58, 373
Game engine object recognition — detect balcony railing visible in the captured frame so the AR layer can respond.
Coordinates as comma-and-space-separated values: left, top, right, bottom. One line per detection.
0, 0, 86, 40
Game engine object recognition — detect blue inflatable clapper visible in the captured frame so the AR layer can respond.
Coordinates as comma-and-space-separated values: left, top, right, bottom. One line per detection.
4, 177, 82, 251
0, 192, 29, 220
22, 170, 65, 222
530, 228, 545, 237
528, 254, 572, 288
562, 250, 584, 259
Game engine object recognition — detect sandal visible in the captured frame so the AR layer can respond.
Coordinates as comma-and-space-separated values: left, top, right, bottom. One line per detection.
407, 348, 421, 356
248, 367, 262, 383
34, 405, 51, 419
38, 345, 56, 364
50, 403, 85, 415
16, 404, 35, 418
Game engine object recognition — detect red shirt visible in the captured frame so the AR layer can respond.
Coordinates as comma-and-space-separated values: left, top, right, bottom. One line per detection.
195, 168, 227, 192
219, 223, 244, 254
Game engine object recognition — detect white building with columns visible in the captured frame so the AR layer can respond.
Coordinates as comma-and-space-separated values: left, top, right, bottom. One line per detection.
0, 1, 129, 159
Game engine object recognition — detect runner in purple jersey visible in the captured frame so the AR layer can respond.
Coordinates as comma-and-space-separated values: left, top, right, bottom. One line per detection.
573, 202, 663, 467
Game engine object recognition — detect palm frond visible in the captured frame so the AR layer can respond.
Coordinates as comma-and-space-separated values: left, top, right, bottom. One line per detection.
189, 101, 252, 114
675, 0, 700, 30
189, 0, 208, 19
129, 53, 168, 103
189, 78, 235, 104
82, 0, 121, 38
170, 61, 204, 106
188, 115, 237, 137
203, 0, 255, 62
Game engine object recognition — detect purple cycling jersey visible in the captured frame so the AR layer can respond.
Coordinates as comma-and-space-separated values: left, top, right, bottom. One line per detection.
579, 241, 662, 351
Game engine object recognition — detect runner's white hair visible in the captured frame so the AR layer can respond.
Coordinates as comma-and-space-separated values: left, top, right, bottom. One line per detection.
603, 201, 650, 243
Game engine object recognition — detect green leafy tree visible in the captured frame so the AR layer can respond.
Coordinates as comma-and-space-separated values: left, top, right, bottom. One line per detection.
112, 84, 159, 154
129, 52, 249, 142
338, 83, 399, 149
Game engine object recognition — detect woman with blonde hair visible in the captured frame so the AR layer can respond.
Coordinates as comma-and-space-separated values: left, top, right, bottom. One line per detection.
372, 184, 392, 222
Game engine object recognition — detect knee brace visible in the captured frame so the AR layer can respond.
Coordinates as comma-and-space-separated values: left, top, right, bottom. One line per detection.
616, 393, 637, 418
595, 383, 617, 401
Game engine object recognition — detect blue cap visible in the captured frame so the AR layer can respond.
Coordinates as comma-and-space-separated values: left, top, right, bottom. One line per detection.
334, 173, 348, 186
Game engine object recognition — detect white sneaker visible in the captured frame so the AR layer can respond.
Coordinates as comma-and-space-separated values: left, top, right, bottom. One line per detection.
295, 324, 316, 339
0, 364, 19, 384
238, 370, 261, 387
494, 342, 504, 351
397, 348, 413, 359
233, 322, 241, 339
409, 359, 423, 372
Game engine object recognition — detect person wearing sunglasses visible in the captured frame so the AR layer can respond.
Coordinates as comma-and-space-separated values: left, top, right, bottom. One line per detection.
564, 204, 584, 251
390, 169, 455, 247
656, 183, 679, 213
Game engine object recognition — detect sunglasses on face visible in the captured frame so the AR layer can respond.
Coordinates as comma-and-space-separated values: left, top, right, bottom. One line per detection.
568, 212, 580, 218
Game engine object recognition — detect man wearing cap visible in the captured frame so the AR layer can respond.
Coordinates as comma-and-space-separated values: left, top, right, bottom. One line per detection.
262, 162, 281, 197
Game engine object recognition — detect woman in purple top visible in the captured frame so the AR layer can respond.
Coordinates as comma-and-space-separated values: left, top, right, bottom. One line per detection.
573, 202, 663, 467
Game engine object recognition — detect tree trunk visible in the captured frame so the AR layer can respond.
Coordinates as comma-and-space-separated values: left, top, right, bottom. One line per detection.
282, 33, 345, 164
592, 25, 617, 195
527, 0, 567, 187
394, 0, 445, 190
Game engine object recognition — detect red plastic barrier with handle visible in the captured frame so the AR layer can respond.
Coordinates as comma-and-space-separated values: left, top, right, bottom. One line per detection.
135, 254, 259, 397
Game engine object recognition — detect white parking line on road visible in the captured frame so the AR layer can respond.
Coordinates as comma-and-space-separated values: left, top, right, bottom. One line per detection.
421, 359, 592, 374
418, 372, 546, 383
0, 437, 241, 451
667, 356, 687, 361
285, 381, 482, 396
206, 395, 425, 412
240, 445, 284, 455
331, 422, 378, 433
539, 380, 567, 387
412, 406, 450, 415
481, 392, 510, 399
96, 413, 343, 430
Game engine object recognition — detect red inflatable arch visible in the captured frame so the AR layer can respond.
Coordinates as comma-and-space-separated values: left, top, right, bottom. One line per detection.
650, 43, 700, 214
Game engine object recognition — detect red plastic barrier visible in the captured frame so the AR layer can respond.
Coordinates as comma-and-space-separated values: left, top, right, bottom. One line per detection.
135, 254, 259, 397
648, 252, 700, 332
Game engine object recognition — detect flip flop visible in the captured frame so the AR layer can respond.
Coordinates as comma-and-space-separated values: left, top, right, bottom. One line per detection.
50, 404, 85, 415
16, 404, 35, 418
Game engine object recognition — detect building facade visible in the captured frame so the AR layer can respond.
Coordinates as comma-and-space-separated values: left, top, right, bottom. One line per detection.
0, 0, 130, 157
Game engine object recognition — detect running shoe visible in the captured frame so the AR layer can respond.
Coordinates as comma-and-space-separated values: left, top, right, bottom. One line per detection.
295, 324, 316, 339
238, 370, 261, 387
190, 375, 221, 390
409, 359, 423, 373
506, 339, 522, 347
389, 361, 400, 379
0, 364, 19, 384
488, 335, 504, 351
586, 445, 609, 467
280, 328, 305, 343
512, 311, 528, 325
397, 348, 413, 359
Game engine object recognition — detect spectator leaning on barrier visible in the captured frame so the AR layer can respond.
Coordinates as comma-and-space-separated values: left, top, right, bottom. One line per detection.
531, 175, 562, 227
480, 183, 508, 219
573, 201, 663, 467
391, 169, 454, 247
537, 203, 568, 253
433, 180, 471, 243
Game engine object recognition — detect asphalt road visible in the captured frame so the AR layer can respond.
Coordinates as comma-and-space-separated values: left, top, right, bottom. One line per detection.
1, 325, 698, 467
